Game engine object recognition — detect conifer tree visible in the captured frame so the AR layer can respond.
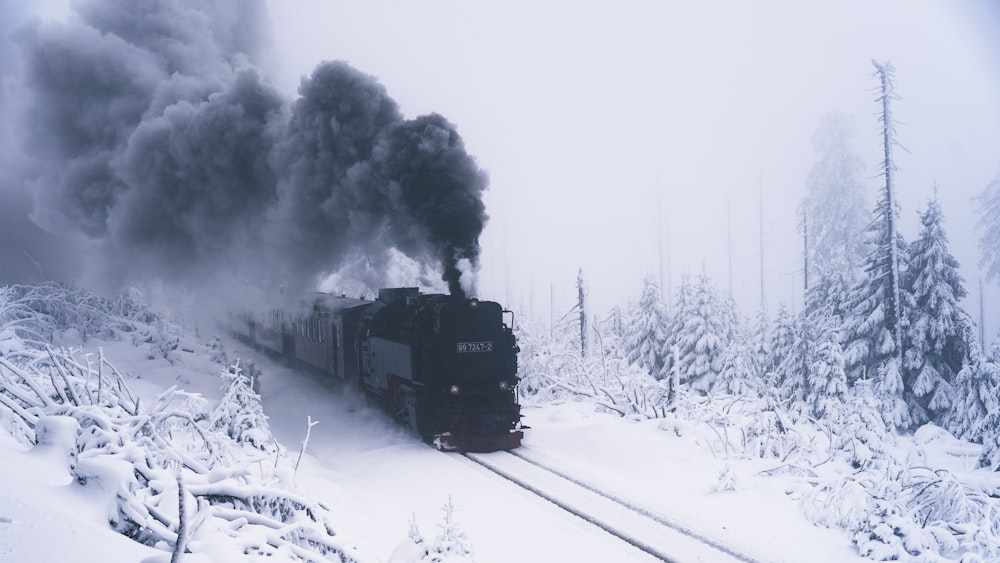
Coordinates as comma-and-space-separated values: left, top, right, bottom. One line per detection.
805, 322, 849, 421
948, 333, 998, 446
624, 275, 670, 380
766, 305, 797, 385
968, 336, 1000, 470
902, 197, 973, 426
670, 271, 734, 393
799, 111, 869, 289
425, 496, 474, 562
975, 165, 1000, 281
803, 266, 854, 326
716, 337, 765, 398
842, 61, 911, 430
211, 360, 275, 451
772, 312, 810, 413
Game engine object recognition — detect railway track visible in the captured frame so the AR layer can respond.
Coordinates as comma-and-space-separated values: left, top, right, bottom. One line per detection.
462, 448, 765, 563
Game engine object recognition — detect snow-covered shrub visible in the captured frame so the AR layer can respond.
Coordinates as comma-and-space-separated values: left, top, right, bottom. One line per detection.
0, 285, 360, 562
131, 320, 181, 362
389, 515, 428, 563
390, 500, 476, 563
832, 381, 892, 470
0, 283, 143, 343
516, 310, 674, 419
802, 475, 873, 531
805, 461, 1000, 561
211, 360, 276, 452
514, 317, 585, 403
712, 463, 740, 492
673, 392, 820, 465
0, 343, 139, 444
207, 334, 227, 365
903, 467, 1000, 557
425, 497, 474, 563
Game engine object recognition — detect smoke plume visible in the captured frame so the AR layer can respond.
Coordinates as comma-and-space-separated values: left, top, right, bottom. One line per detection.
1, 0, 488, 303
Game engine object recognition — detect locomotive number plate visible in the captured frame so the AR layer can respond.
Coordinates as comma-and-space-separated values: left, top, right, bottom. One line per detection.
457, 341, 493, 353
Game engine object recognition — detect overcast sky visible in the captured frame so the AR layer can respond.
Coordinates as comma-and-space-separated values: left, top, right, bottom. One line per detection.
4, 1, 999, 329
264, 0, 1000, 326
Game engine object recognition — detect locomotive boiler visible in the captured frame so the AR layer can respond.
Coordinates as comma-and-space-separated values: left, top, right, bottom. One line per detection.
234, 287, 523, 452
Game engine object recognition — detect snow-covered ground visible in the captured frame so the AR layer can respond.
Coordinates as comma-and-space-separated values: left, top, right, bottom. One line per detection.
0, 307, 996, 562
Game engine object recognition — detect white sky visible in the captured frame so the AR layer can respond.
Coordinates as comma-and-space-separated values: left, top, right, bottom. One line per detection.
269, 2, 1000, 324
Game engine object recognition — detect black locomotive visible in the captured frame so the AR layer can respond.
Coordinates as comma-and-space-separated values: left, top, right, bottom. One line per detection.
233, 287, 523, 451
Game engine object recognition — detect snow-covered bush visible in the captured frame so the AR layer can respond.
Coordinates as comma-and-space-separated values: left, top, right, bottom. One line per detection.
516, 311, 673, 419
0, 285, 361, 562
391, 498, 475, 563
425, 497, 474, 562
832, 382, 892, 471
211, 360, 276, 452
131, 319, 182, 362
671, 392, 822, 467
0, 283, 147, 344
804, 453, 1000, 560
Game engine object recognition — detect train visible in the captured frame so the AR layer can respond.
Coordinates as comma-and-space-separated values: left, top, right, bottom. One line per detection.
232, 287, 524, 452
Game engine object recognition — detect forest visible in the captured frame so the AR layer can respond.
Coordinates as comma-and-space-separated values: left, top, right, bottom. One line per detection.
509, 63, 1000, 558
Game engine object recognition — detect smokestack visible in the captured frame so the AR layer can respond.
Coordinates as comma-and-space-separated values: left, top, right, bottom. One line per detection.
1, 0, 489, 303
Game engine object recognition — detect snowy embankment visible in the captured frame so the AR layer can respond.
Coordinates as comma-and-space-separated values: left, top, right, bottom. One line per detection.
2, 284, 1000, 562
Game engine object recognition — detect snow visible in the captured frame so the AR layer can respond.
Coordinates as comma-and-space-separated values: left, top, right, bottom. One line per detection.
1, 306, 998, 562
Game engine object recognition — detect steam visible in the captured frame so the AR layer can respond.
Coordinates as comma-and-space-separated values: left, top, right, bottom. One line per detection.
2, 0, 487, 302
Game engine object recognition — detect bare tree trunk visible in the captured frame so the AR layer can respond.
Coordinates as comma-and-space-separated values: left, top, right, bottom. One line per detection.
803, 210, 809, 293
577, 269, 587, 358
759, 173, 766, 313
873, 59, 903, 355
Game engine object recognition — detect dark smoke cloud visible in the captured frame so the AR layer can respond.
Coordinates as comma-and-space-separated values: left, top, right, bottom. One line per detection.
378, 113, 488, 296
270, 62, 488, 297
2, 0, 489, 304
0, 1, 87, 284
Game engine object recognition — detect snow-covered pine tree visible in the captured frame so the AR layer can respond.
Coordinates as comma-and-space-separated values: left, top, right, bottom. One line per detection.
715, 308, 771, 399
749, 309, 771, 371
805, 322, 849, 421
670, 271, 735, 394
946, 332, 995, 442
835, 380, 890, 469
842, 195, 912, 426
211, 360, 276, 451
975, 164, 1000, 281
766, 305, 797, 386
425, 496, 474, 562
972, 372, 1000, 470
803, 265, 854, 326
663, 273, 693, 361
948, 333, 1000, 470
842, 60, 911, 430
902, 196, 973, 427
716, 336, 766, 399
799, 111, 869, 290
771, 312, 814, 417
624, 275, 670, 381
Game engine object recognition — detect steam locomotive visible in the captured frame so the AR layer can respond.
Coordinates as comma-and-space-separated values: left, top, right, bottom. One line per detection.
233, 288, 523, 452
